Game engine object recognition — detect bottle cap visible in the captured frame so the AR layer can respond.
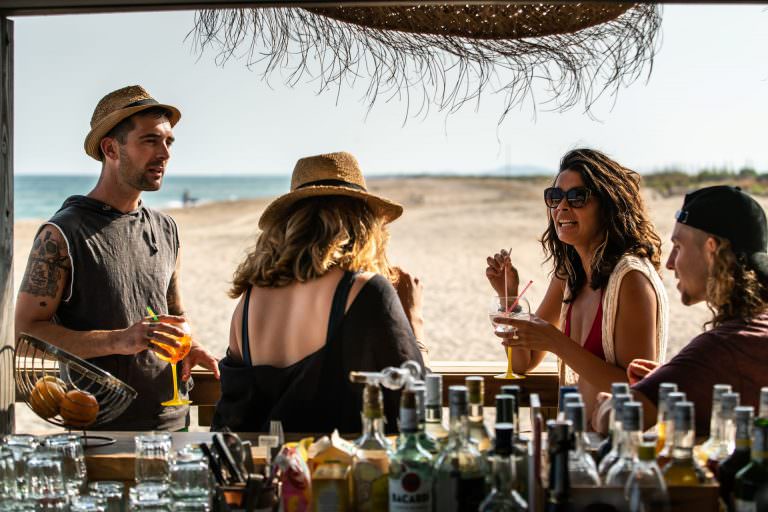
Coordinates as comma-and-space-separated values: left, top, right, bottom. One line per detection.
665, 391, 686, 413
564, 402, 586, 433
712, 384, 732, 407
612, 393, 632, 421
735, 406, 755, 423
399, 389, 418, 432
621, 402, 643, 431
562, 392, 583, 408
674, 401, 695, 432
425, 374, 442, 406
411, 385, 427, 423
721, 392, 740, 419
449, 385, 468, 418
493, 423, 514, 455
495, 394, 515, 424
658, 383, 678, 412
465, 376, 484, 404
546, 420, 573, 453
501, 385, 522, 416
611, 382, 630, 396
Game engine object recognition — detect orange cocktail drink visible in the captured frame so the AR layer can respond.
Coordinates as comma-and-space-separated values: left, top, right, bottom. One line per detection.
150, 320, 192, 406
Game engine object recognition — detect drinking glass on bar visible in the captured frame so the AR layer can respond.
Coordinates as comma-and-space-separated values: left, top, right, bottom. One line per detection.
135, 433, 172, 484
489, 296, 531, 380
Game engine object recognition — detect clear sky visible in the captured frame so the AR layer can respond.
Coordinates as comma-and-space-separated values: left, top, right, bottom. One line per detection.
11, 4, 768, 175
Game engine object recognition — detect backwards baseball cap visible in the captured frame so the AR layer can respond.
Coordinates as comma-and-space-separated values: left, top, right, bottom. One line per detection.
675, 185, 768, 279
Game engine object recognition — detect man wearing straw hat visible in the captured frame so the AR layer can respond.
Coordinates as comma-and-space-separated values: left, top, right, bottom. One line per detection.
15, 85, 218, 431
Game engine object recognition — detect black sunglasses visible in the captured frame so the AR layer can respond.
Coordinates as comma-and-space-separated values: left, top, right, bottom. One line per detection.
544, 186, 592, 209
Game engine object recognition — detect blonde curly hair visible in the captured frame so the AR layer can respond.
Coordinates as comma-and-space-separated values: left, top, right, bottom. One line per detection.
230, 196, 392, 296
705, 236, 768, 328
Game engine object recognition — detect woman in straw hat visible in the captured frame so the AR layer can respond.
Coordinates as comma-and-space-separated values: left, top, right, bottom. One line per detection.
485, 148, 669, 423
212, 152, 426, 433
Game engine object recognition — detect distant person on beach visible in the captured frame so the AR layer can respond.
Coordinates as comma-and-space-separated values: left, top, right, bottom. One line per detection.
592, 186, 768, 436
14, 85, 218, 431
485, 148, 669, 420
212, 151, 427, 433
181, 188, 197, 207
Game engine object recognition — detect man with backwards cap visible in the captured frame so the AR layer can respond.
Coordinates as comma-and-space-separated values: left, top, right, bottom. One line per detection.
15, 85, 218, 431
593, 185, 768, 436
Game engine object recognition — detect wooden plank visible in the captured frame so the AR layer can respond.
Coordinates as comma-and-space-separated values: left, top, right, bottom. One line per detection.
0, 16, 13, 437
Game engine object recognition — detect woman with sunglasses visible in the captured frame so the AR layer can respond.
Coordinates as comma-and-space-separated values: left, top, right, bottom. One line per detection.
485, 148, 669, 422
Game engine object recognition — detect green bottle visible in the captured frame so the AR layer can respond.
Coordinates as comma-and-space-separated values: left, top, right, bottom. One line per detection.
733, 417, 768, 511
389, 389, 434, 512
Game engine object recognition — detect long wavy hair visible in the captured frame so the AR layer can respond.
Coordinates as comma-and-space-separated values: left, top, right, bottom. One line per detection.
230, 196, 392, 296
541, 148, 662, 303
706, 236, 768, 328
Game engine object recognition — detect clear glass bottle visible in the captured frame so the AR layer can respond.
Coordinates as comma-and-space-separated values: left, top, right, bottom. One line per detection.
495, 394, 529, 499
733, 417, 768, 511
389, 389, 434, 512
662, 401, 700, 486
706, 391, 740, 475
655, 383, 678, 454
696, 384, 732, 466
353, 383, 391, 512
479, 424, 528, 511
424, 374, 449, 442
546, 420, 575, 512
433, 385, 488, 512
563, 402, 600, 486
656, 391, 687, 469
625, 439, 670, 512
596, 383, 631, 465
466, 376, 492, 452
411, 384, 439, 456
718, 406, 754, 512
606, 402, 643, 486
760, 387, 768, 419
597, 393, 632, 478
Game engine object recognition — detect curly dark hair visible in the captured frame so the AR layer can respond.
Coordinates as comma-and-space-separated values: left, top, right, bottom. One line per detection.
541, 148, 662, 303
706, 236, 768, 328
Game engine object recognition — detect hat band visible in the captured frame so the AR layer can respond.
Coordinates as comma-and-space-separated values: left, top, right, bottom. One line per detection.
124, 98, 159, 108
296, 179, 366, 192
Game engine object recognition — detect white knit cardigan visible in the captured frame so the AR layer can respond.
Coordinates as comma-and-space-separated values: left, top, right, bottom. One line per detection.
558, 254, 669, 385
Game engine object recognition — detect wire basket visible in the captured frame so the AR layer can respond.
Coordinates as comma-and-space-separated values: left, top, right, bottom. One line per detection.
15, 334, 138, 432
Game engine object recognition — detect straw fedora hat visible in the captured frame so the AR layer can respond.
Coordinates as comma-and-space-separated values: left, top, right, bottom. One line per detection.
258, 152, 403, 229
84, 85, 181, 161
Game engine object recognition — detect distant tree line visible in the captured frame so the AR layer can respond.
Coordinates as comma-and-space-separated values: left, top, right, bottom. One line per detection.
641, 167, 768, 196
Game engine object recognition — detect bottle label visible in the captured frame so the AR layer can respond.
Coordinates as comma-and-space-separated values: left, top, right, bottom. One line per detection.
389, 467, 432, 512
354, 456, 389, 511
735, 499, 757, 512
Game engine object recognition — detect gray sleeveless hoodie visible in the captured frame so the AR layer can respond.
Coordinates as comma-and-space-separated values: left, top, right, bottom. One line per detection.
47, 195, 188, 431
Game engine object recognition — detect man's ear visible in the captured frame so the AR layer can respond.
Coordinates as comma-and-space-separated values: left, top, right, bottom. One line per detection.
100, 137, 119, 162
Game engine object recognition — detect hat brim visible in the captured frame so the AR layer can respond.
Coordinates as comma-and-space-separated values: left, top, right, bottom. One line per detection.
84, 103, 181, 161
258, 185, 403, 229
749, 252, 768, 282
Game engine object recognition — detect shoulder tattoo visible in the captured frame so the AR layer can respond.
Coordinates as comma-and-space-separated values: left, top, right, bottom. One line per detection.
20, 229, 70, 298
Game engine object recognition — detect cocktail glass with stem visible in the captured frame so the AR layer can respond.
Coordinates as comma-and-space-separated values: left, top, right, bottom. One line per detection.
149, 319, 192, 407
489, 296, 531, 380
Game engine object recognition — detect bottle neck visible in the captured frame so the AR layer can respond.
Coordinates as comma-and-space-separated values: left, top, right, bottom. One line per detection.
425, 404, 443, 424
548, 444, 571, 504
489, 454, 515, 494
734, 417, 752, 452
360, 414, 387, 446
619, 429, 642, 461
469, 403, 484, 422
449, 413, 470, 443
672, 427, 695, 462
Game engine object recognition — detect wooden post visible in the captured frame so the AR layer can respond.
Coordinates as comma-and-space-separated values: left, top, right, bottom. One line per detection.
0, 16, 14, 435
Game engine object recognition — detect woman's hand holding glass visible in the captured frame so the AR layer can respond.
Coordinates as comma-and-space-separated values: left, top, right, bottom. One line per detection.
489, 296, 530, 380
493, 312, 562, 353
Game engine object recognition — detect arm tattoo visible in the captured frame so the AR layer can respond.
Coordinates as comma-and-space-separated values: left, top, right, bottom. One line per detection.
20, 230, 70, 298
166, 272, 184, 316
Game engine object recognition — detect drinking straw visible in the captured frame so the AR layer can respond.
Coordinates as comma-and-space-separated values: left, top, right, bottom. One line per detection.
503, 248, 512, 311
146, 306, 159, 321
507, 279, 534, 313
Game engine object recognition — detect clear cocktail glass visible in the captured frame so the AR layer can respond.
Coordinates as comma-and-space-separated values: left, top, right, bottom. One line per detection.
489, 296, 531, 380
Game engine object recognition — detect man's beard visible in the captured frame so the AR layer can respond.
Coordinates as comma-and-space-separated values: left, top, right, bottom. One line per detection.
119, 148, 162, 191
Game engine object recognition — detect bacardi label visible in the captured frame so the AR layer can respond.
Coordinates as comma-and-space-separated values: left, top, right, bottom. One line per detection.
389, 466, 432, 512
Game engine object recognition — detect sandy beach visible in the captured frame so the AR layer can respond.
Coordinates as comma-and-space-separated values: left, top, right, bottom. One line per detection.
13, 176, 761, 431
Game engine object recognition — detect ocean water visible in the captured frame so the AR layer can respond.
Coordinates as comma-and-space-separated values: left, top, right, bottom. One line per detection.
14, 174, 291, 220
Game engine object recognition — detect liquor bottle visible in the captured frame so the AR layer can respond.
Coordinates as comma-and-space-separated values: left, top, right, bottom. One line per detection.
760, 388, 768, 419
495, 394, 529, 499
655, 383, 678, 454
557, 386, 579, 413
501, 384, 528, 444
353, 383, 391, 512
656, 391, 687, 469
410, 384, 439, 455
662, 401, 700, 486
696, 384, 732, 466
564, 402, 600, 486
733, 417, 768, 511
546, 420, 575, 512
389, 389, 433, 512
606, 402, 643, 486
424, 374, 449, 442
595, 383, 631, 465
479, 424, 528, 511
466, 376, 492, 452
706, 392, 740, 475
434, 385, 488, 512
625, 438, 670, 512
718, 406, 754, 512
597, 393, 632, 478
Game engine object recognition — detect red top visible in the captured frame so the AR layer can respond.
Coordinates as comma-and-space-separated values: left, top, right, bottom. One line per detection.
564, 291, 605, 361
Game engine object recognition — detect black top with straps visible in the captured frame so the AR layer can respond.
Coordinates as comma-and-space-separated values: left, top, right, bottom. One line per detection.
212, 272, 424, 434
